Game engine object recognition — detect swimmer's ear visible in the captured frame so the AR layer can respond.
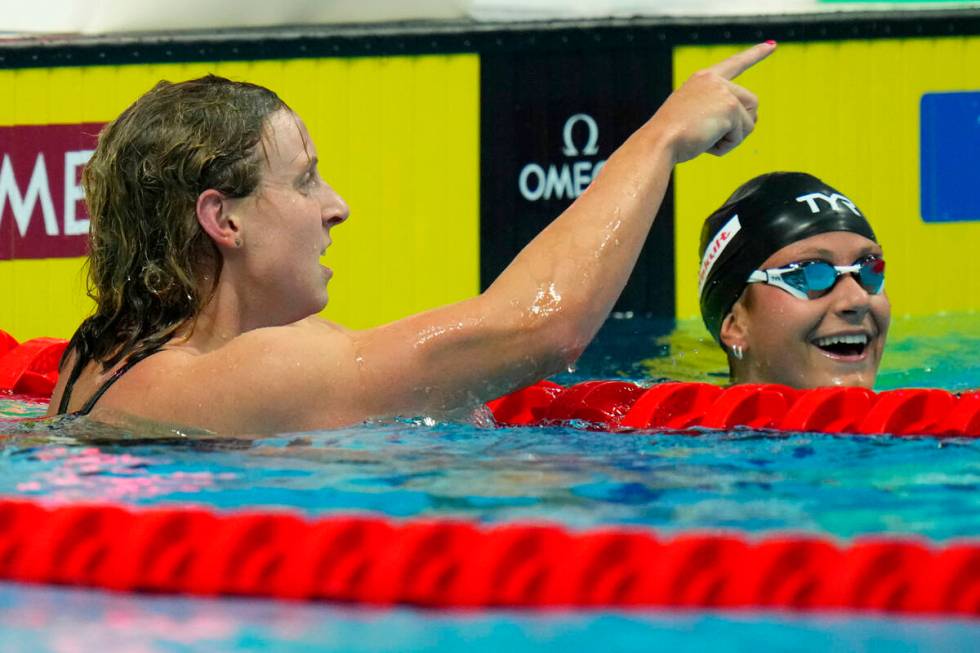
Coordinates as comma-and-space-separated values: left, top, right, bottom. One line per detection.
196, 189, 241, 250
719, 299, 749, 355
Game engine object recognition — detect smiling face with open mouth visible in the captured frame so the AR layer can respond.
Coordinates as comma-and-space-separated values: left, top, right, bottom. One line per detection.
721, 231, 891, 389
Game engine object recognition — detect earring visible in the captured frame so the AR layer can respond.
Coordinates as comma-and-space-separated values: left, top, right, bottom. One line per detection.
234, 238, 242, 247
732, 344, 744, 360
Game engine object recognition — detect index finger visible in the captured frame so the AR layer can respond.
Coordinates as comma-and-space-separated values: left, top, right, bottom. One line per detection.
709, 41, 777, 81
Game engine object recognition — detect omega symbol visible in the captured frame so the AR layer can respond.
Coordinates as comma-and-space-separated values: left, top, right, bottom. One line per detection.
518, 113, 606, 203
561, 114, 599, 157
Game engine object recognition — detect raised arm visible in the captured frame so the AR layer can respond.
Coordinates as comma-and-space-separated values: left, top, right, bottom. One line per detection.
327, 45, 772, 413
177, 43, 775, 433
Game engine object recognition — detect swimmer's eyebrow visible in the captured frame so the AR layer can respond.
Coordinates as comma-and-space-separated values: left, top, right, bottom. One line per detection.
297, 156, 318, 178
793, 244, 882, 260
791, 247, 837, 260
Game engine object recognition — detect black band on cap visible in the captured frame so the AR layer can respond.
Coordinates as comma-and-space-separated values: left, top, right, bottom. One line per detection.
698, 172, 877, 344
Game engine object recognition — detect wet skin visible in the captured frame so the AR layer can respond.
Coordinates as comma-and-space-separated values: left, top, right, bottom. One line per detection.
46, 43, 777, 433
721, 231, 890, 389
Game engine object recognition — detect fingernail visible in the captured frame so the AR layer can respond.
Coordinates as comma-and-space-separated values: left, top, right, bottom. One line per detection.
764, 39, 777, 46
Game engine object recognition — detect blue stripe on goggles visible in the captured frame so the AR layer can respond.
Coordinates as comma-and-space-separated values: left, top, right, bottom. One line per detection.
746, 256, 885, 301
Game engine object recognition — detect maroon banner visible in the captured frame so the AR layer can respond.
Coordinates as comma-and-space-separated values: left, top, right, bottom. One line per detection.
0, 123, 104, 260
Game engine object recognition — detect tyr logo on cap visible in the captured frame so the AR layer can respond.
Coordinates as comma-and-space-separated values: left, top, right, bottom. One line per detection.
795, 192, 862, 216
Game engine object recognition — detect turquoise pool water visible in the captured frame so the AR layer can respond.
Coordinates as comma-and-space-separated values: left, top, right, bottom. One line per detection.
1, 313, 978, 651
2, 584, 978, 653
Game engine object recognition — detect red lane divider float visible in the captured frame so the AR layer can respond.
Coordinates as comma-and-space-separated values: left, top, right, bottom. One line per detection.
0, 331, 67, 399
1, 328, 978, 436
0, 499, 976, 615
491, 381, 980, 437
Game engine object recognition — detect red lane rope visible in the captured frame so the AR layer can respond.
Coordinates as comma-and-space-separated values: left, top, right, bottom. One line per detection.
490, 381, 980, 437
2, 329, 977, 436
0, 499, 977, 615
0, 333, 66, 399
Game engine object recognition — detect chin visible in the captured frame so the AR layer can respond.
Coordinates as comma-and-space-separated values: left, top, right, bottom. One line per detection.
746, 366, 876, 390
284, 295, 328, 324
812, 367, 878, 389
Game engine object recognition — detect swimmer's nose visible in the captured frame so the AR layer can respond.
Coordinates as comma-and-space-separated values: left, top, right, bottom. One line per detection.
323, 189, 350, 228
831, 273, 871, 320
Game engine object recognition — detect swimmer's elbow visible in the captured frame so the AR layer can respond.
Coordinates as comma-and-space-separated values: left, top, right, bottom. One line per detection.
471, 292, 589, 379
524, 315, 588, 376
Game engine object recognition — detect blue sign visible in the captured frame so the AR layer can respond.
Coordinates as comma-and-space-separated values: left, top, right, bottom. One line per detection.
920, 91, 980, 222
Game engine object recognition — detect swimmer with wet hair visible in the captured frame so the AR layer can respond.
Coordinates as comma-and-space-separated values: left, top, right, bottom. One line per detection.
698, 172, 890, 389
49, 42, 776, 434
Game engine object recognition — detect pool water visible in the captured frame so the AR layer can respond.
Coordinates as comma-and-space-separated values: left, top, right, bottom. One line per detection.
2, 584, 978, 653
2, 415, 979, 540
1, 313, 979, 651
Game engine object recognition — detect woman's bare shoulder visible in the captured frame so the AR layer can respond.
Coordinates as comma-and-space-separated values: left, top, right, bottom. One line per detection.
91, 318, 357, 432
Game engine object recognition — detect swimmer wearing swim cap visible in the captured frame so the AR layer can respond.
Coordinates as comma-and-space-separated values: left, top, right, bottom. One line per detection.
698, 172, 890, 389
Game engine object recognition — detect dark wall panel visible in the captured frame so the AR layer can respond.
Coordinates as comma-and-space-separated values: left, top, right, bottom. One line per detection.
480, 45, 675, 317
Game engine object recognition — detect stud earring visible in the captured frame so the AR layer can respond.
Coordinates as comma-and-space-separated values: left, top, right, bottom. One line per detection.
234, 238, 242, 247
732, 344, 744, 360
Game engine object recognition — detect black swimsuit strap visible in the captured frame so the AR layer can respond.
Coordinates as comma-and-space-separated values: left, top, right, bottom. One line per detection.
56, 350, 89, 415
59, 346, 164, 416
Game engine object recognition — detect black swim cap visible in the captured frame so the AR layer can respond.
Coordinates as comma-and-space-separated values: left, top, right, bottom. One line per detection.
698, 172, 877, 344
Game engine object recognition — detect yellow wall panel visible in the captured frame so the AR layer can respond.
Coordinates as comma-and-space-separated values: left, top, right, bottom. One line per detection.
674, 38, 980, 324
0, 54, 479, 340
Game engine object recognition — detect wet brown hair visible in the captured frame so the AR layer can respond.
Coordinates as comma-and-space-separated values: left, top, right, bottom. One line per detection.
66, 74, 287, 370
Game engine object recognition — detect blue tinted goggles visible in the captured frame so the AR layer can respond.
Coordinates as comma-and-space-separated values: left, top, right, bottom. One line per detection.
746, 256, 885, 301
